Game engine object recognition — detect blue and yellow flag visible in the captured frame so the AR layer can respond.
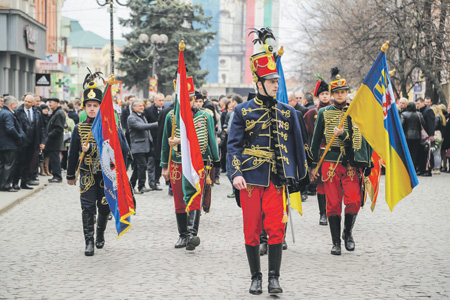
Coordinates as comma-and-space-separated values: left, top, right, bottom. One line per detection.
347, 47, 419, 211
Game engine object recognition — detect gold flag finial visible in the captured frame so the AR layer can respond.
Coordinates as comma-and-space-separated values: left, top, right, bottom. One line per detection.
108, 74, 115, 85
278, 46, 284, 57
179, 40, 185, 52
381, 41, 389, 52
389, 69, 396, 77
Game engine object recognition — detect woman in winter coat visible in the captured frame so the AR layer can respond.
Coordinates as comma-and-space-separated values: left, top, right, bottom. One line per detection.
401, 102, 424, 170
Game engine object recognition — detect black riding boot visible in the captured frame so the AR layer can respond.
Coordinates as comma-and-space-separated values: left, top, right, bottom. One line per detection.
318, 194, 328, 226
175, 212, 188, 248
245, 245, 263, 295
259, 228, 268, 256
342, 214, 357, 251
328, 215, 341, 255
95, 213, 108, 249
186, 209, 201, 251
268, 243, 283, 294
82, 212, 95, 256
282, 222, 288, 250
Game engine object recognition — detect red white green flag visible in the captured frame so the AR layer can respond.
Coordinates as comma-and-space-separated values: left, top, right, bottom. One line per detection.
176, 45, 204, 212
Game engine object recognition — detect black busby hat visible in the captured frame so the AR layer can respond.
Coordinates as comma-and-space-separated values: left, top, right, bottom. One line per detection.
313, 74, 329, 97
83, 82, 103, 105
82, 68, 104, 105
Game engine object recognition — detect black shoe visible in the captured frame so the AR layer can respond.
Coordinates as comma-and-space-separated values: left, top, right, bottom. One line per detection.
282, 240, 288, 250
328, 215, 341, 255
150, 185, 162, 191
186, 210, 201, 251
342, 214, 357, 251
27, 180, 39, 186
259, 243, 268, 256
421, 172, 432, 177
134, 189, 143, 194
48, 178, 62, 183
245, 245, 263, 295
1, 187, 19, 192
317, 194, 328, 225
96, 213, 109, 249
175, 213, 188, 248
168, 188, 173, 196
108, 213, 113, 220
82, 212, 95, 256
139, 187, 151, 193
301, 192, 308, 202
13, 184, 20, 190
20, 184, 33, 190
319, 214, 328, 226
268, 243, 283, 294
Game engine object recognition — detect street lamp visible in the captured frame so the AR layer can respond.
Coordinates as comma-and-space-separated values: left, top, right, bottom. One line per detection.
131, 33, 168, 79
96, 0, 131, 75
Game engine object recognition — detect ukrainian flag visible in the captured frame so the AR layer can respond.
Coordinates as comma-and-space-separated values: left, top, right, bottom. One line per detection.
347, 45, 419, 211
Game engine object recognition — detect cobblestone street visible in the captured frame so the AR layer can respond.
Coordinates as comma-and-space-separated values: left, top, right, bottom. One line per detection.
0, 172, 449, 299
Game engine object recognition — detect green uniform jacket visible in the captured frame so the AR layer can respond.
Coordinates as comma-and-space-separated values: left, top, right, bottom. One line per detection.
160, 108, 220, 168
310, 104, 372, 168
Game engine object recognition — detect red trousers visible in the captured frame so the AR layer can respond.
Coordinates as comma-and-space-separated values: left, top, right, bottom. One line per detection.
322, 161, 361, 217
170, 162, 204, 213
240, 182, 285, 246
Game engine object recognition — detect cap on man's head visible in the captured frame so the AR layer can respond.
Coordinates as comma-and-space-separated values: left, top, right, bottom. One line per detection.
46, 97, 60, 103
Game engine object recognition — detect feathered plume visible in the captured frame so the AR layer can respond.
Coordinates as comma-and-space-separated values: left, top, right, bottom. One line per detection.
314, 73, 326, 82
248, 27, 276, 45
82, 67, 105, 89
330, 67, 340, 78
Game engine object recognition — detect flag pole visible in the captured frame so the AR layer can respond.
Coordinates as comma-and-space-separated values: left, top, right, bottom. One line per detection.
313, 41, 389, 176
168, 40, 185, 167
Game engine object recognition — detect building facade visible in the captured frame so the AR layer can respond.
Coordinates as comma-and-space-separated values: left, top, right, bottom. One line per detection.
193, 0, 280, 97
0, 7, 46, 97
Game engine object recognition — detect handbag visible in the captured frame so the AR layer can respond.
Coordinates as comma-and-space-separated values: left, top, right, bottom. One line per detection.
417, 112, 429, 144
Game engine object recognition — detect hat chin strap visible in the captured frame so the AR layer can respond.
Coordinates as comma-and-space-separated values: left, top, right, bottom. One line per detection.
257, 78, 272, 98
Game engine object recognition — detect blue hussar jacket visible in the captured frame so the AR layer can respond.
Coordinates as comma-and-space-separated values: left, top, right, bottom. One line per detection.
227, 95, 308, 189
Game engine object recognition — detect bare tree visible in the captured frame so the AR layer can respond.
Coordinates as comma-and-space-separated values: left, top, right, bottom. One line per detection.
289, 0, 449, 103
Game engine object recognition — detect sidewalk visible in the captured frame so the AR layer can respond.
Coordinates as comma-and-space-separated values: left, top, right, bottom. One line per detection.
0, 174, 53, 214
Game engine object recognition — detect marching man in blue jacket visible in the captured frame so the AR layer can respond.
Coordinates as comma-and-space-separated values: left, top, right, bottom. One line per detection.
227, 28, 308, 295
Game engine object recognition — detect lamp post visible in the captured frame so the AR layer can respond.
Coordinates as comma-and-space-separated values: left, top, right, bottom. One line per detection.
96, 0, 130, 75
131, 33, 168, 79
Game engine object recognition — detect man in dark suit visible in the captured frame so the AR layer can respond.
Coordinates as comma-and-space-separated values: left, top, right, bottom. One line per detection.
144, 93, 164, 190
0, 96, 25, 192
128, 99, 157, 193
14, 94, 46, 189
45, 97, 66, 183
289, 91, 308, 116
156, 100, 175, 196
415, 97, 435, 176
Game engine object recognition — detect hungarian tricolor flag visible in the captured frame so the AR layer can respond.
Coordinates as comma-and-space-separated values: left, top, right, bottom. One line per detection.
91, 81, 135, 237
175, 44, 204, 212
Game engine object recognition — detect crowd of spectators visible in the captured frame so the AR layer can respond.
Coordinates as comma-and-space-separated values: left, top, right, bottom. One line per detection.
399, 97, 450, 176
1, 90, 447, 194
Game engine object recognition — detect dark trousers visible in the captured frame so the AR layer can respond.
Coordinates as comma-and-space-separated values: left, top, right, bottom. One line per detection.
14, 146, 35, 185
80, 171, 110, 215
147, 154, 156, 187
28, 148, 40, 181
130, 153, 149, 190
47, 150, 62, 180
0, 150, 18, 189
407, 139, 421, 170
61, 149, 68, 170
